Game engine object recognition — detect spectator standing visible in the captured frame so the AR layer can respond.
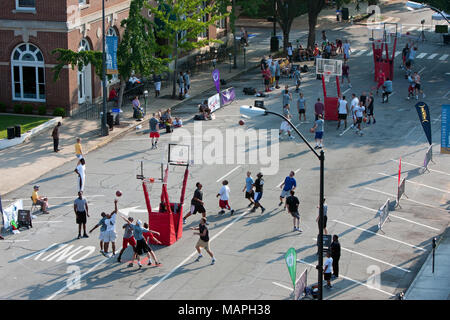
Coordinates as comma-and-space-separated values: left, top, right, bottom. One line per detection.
330, 235, 341, 279
367, 92, 376, 124
337, 95, 349, 130
74, 191, 89, 239
75, 137, 83, 160
108, 87, 118, 102
312, 114, 325, 149
51, 122, 61, 153
316, 198, 328, 235
149, 113, 160, 150
32, 185, 49, 214
275, 60, 281, 89
132, 96, 143, 120
183, 71, 191, 98
297, 92, 307, 122
153, 74, 162, 98
343, 40, 351, 62
341, 62, 351, 88
324, 251, 334, 289
191, 217, 216, 265
314, 98, 324, 121
382, 78, 393, 103
287, 43, 293, 62
74, 158, 86, 192
178, 71, 184, 99
270, 61, 277, 88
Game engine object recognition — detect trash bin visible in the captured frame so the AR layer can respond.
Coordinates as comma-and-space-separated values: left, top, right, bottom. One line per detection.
270, 36, 279, 52
7, 127, 15, 139
106, 112, 114, 130
111, 108, 121, 125
14, 125, 21, 138
341, 7, 349, 21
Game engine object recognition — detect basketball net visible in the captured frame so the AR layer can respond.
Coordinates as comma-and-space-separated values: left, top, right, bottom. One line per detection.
143, 177, 155, 194
324, 71, 331, 83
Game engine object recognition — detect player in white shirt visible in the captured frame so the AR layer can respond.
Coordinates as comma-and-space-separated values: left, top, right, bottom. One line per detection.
324, 251, 334, 289
103, 199, 118, 257
353, 100, 366, 136
216, 180, 234, 215
350, 93, 359, 129
279, 114, 294, 140
74, 158, 86, 192
337, 95, 349, 130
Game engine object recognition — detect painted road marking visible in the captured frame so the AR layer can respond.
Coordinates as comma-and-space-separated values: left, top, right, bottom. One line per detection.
427, 53, 438, 60
0, 240, 30, 243
332, 219, 427, 251
416, 53, 427, 59
339, 125, 353, 137
395, 51, 402, 57
31, 221, 63, 224
377, 172, 450, 194
367, 51, 373, 56
312, 237, 411, 272
297, 259, 394, 297
439, 54, 449, 61
355, 49, 367, 56
390, 159, 450, 177
272, 282, 293, 291
136, 208, 252, 300
216, 165, 241, 182
418, 67, 426, 74
276, 168, 301, 188
364, 187, 447, 212
3, 195, 104, 202
349, 203, 439, 231
343, 88, 351, 94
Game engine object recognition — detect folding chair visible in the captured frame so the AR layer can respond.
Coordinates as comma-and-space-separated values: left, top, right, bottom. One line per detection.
30, 196, 39, 214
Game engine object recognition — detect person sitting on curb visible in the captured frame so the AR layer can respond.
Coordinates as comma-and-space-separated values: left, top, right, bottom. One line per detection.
32, 185, 49, 214
198, 100, 212, 120
173, 117, 183, 127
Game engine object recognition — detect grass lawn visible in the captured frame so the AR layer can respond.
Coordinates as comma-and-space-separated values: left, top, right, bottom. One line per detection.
0, 115, 51, 139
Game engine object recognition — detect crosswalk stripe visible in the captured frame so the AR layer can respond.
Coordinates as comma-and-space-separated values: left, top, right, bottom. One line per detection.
395, 51, 401, 57
427, 53, 438, 60
408, 27, 418, 31
355, 49, 367, 56
367, 51, 373, 56
439, 54, 449, 61
416, 53, 427, 59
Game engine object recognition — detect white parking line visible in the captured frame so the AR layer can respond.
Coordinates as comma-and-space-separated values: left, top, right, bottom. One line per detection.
377, 172, 450, 194
332, 219, 426, 251
216, 165, 241, 182
439, 54, 449, 61
427, 53, 438, 60
349, 203, 440, 231
272, 282, 293, 291
3, 195, 105, 202
355, 49, 367, 56
416, 53, 427, 59
418, 67, 426, 74
312, 237, 411, 272
31, 221, 64, 224
339, 126, 353, 137
136, 208, 251, 300
367, 51, 373, 56
395, 51, 402, 57
276, 168, 301, 188
342, 88, 351, 94
364, 187, 447, 212
297, 259, 394, 297
0, 240, 30, 243
390, 159, 450, 176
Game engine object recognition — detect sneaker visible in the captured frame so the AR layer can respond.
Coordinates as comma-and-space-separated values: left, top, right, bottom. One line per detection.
147, 261, 153, 266
155, 261, 161, 266
127, 263, 133, 267
422, 93, 426, 98
83, 234, 89, 238
230, 209, 235, 216
289, 135, 295, 140
195, 255, 203, 262
247, 203, 253, 208
297, 228, 302, 232
261, 207, 266, 214
349, 84, 352, 88
183, 218, 186, 225
211, 258, 216, 265
278, 202, 283, 206
250, 208, 256, 213
117, 257, 121, 263
416, 95, 419, 100
293, 227, 297, 232
138, 263, 142, 269
219, 210, 225, 215
314, 145, 320, 149
373, 119, 376, 124
77, 234, 81, 239
367, 120, 371, 124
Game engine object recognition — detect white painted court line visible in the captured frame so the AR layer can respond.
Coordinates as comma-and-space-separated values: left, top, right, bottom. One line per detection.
339, 125, 353, 137
4, 195, 105, 202
439, 54, 449, 61
332, 219, 426, 252
137, 208, 252, 300
377, 172, 450, 194
297, 259, 394, 297
416, 53, 427, 59
444, 91, 450, 99
367, 51, 373, 56
427, 53, 438, 60
395, 51, 402, 57
342, 88, 351, 94
216, 165, 241, 182
418, 67, 426, 74
407, 27, 418, 32
272, 282, 293, 291
276, 168, 301, 188
312, 237, 411, 272
0, 240, 30, 243
364, 187, 447, 212
355, 50, 367, 56
349, 203, 439, 231
31, 221, 64, 224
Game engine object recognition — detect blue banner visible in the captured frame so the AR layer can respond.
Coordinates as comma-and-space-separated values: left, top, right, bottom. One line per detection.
442, 104, 450, 154
106, 36, 118, 75
415, 102, 432, 145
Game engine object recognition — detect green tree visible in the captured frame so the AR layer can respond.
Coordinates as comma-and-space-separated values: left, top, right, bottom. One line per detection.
275, 0, 304, 51
419, 0, 450, 12
148, 0, 226, 98
307, 0, 326, 49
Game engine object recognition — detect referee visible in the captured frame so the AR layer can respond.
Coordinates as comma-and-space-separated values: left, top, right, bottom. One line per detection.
74, 191, 89, 239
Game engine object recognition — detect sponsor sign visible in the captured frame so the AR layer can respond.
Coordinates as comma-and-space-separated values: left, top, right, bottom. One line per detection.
220, 87, 235, 106
208, 93, 221, 113
441, 104, 450, 154
285, 248, 297, 289
212, 69, 220, 93
378, 199, 390, 231
294, 269, 307, 300
397, 178, 406, 203
106, 36, 118, 75
424, 145, 433, 169
415, 102, 432, 145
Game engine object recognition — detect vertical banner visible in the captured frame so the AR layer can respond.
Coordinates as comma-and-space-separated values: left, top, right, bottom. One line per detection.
415, 102, 432, 145
441, 104, 450, 154
294, 269, 307, 300
285, 247, 297, 289
106, 36, 118, 75
398, 158, 401, 187
212, 69, 220, 93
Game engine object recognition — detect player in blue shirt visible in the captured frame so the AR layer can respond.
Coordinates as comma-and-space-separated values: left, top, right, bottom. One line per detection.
279, 171, 297, 207
242, 171, 255, 207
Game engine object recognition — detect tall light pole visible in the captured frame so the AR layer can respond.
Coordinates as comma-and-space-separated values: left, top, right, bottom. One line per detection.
406, 1, 449, 24
101, 0, 108, 136
232, 0, 237, 69
240, 105, 325, 300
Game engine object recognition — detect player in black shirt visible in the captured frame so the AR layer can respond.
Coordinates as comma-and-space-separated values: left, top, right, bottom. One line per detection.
191, 217, 216, 265
285, 190, 301, 232
251, 172, 266, 214
183, 182, 207, 224
330, 235, 341, 279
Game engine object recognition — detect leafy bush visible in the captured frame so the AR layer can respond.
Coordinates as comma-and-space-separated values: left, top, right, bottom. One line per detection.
0, 102, 6, 113
53, 107, 66, 117
24, 104, 34, 114
38, 105, 47, 115
13, 104, 22, 114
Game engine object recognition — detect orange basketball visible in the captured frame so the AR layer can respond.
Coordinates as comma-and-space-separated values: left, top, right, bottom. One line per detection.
239, 120, 245, 126
149, 178, 155, 183
363, 117, 367, 123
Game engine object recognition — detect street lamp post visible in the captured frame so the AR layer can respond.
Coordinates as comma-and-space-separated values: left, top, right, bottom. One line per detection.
243, 47, 247, 68
143, 90, 148, 116
240, 105, 325, 300
101, 0, 108, 136
229, 53, 232, 73
232, 0, 237, 69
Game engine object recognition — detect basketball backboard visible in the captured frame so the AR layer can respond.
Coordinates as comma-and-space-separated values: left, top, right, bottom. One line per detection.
168, 144, 190, 166
368, 23, 402, 43
316, 58, 342, 82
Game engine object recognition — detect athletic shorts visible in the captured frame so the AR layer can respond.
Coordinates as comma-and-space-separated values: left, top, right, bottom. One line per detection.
264, 78, 270, 85
315, 131, 323, 140
318, 215, 328, 229
103, 230, 117, 242
299, 109, 305, 114
275, 76, 280, 81
149, 132, 160, 138
254, 192, 263, 203
367, 107, 374, 116
342, 74, 349, 79
324, 273, 332, 281
344, 52, 350, 59
415, 83, 421, 90
190, 204, 206, 215
296, 79, 301, 86
196, 239, 210, 250
219, 200, 230, 210
99, 230, 106, 241
155, 82, 161, 91
356, 117, 362, 124
280, 189, 291, 198
76, 211, 87, 225
76, 154, 83, 160
338, 113, 347, 120
290, 211, 300, 219
135, 239, 150, 255
245, 190, 254, 199
122, 237, 136, 249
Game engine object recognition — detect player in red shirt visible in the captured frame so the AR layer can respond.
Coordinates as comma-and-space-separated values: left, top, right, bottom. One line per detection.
376, 70, 386, 95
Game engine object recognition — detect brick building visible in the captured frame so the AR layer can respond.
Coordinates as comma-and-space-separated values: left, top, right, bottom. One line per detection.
0, 0, 130, 115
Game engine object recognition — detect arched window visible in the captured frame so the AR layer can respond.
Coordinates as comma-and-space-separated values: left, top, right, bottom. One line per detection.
79, 38, 90, 52
78, 38, 92, 104
11, 43, 45, 101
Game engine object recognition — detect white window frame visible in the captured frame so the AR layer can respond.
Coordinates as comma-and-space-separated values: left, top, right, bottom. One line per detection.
15, 0, 36, 12
78, 38, 91, 104
11, 43, 45, 102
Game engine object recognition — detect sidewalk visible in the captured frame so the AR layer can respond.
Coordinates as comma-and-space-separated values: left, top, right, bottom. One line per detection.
404, 226, 450, 300
0, 39, 268, 196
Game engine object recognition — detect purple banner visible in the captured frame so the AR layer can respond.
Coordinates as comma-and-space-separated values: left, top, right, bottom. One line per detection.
212, 69, 220, 93
220, 87, 235, 106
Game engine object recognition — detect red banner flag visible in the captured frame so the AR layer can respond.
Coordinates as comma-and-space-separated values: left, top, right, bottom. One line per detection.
398, 158, 402, 187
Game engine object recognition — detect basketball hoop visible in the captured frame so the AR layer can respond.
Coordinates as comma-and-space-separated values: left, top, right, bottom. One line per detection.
324, 71, 332, 82
143, 177, 155, 193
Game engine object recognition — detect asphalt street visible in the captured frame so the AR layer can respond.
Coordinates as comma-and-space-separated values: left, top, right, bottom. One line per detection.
1, 2, 449, 300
